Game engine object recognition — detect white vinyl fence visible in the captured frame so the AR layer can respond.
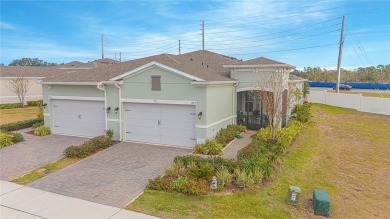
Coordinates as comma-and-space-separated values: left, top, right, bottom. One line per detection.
308, 90, 390, 116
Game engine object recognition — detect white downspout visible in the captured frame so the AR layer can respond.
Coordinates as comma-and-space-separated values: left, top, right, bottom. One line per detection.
97, 82, 108, 131
115, 83, 122, 141
233, 82, 238, 124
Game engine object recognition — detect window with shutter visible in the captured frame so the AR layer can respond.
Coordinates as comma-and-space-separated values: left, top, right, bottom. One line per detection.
151, 75, 161, 91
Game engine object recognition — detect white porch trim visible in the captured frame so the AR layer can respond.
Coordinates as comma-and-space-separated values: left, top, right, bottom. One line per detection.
121, 98, 197, 105
107, 118, 120, 122
39, 81, 99, 85
50, 96, 105, 101
196, 115, 237, 129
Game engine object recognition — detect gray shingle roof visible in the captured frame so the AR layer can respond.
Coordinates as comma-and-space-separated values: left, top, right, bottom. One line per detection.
0, 66, 64, 78
237, 57, 290, 65
42, 51, 240, 83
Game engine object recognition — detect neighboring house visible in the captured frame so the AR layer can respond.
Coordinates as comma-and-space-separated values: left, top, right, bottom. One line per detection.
39, 50, 306, 148
0, 58, 119, 104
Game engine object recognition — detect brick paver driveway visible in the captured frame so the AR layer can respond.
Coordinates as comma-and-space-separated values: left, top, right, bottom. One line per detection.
0, 129, 87, 181
29, 142, 190, 207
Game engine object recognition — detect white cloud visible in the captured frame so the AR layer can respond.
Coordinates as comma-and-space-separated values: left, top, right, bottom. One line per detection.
0, 21, 17, 30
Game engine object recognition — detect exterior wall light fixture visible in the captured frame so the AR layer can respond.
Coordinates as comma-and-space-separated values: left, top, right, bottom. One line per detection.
106, 107, 111, 114
114, 107, 119, 114
198, 112, 203, 119
42, 103, 47, 109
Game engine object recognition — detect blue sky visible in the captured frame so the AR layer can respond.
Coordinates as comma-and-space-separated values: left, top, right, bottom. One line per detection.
1, 0, 389, 70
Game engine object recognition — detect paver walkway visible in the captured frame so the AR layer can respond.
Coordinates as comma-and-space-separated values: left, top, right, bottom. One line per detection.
222, 131, 255, 159
0, 180, 158, 219
29, 142, 190, 207
0, 129, 87, 181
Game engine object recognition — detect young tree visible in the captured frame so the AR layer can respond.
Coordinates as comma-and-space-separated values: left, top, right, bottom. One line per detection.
5, 76, 33, 107
250, 72, 296, 141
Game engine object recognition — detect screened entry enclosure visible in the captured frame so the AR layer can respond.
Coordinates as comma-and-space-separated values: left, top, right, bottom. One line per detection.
237, 91, 268, 130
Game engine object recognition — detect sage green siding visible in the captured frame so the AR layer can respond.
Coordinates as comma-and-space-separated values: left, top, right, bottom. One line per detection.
42, 85, 104, 129
205, 85, 235, 139
120, 67, 208, 142
105, 85, 120, 140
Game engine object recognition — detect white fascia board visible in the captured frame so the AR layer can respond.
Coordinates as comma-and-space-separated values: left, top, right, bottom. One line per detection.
109, 61, 205, 82
223, 64, 296, 68
121, 98, 197, 105
50, 96, 105, 101
101, 80, 123, 85
38, 81, 99, 85
191, 81, 238, 86
59, 67, 93, 70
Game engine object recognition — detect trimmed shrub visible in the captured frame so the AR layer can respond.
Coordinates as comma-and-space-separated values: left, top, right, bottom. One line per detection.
164, 162, 187, 177
106, 129, 114, 139
148, 176, 209, 195
234, 168, 254, 189
0, 103, 22, 109
193, 139, 223, 155
215, 125, 247, 146
189, 163, 214, 180
63, 136, 113, 158
227, 124, 247, 133
292, 103, 312, 123
174, 155, 237, 173
0, 118, 43, 132
34, 126, 51, 136
11, 132, 24, 143
32, 121, 44, 128
27, 100, 43, 106
216, 166, 232, 188
0, 132, 14, 148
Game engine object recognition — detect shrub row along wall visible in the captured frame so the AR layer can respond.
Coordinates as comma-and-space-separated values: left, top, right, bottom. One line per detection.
309, 90, 390, 115
0, 118, 43, 132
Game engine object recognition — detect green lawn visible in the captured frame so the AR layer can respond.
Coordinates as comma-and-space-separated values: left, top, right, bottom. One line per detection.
0, 107, 39, 125
12, 158, 81, 185
126, 104, 390, 218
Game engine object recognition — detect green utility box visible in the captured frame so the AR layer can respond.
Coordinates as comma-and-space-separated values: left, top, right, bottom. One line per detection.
285, 186, 301, 205
313, 189, 330, 217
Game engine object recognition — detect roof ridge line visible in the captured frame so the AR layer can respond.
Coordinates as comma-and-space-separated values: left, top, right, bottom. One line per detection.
164, 54, 181, 64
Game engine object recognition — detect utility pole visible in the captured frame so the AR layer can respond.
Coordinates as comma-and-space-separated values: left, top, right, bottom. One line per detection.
336, 16, 345, 93
179, 40, 181, 55
101, 33, 104, 59
119, 52, 121, 62
202, 20, 205, 50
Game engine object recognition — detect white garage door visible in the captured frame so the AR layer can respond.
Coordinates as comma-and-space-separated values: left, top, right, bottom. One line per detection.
52, 99, 106, 137
124, 103, 196, 147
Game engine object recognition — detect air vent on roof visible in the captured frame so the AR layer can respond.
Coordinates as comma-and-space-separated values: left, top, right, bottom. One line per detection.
190, 58, 193, 61
202, 62, 203, 65
207, 65, 208, 68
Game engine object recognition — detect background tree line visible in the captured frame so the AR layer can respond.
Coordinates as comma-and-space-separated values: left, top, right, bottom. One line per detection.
1, 58, 63, 66
291, 65, 390, 83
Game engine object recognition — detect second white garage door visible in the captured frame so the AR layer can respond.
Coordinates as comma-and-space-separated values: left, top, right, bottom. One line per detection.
52, 99, 106, 137
124, 103, 196, 147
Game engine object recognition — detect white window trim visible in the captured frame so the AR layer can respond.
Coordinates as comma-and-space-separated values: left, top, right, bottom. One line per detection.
196, 115, 237, 129
50, 96, 104, 101
121, 98, 197, 105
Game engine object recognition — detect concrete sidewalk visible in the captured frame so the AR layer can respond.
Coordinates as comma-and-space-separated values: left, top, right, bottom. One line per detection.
0, 180, 158, 219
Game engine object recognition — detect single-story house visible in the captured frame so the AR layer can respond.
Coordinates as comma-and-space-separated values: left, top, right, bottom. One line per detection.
0, 58, 119, 104
39, 50, 306, 148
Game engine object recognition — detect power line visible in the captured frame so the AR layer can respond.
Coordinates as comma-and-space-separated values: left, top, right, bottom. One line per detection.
206, 29, 339, 50
215, 43, 339, 56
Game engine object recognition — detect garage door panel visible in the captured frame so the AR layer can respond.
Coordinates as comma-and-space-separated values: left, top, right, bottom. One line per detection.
52, 99, 105, 138
124, 102, 196, 147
